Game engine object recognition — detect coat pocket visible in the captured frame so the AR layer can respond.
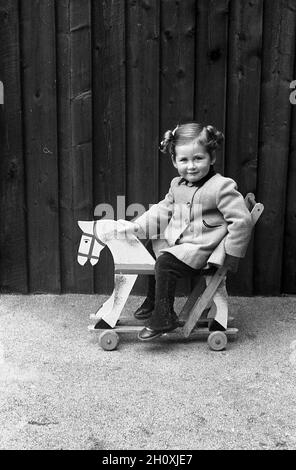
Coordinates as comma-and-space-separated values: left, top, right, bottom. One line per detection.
202, 219, 223, 228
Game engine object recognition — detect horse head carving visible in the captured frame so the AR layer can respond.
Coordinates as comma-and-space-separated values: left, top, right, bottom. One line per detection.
77, 221, 106, 266
77, 219, 155, 328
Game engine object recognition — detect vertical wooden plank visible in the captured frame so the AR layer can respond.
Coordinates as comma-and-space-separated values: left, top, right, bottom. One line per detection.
159, 0, 196, 196
160, 0, 196, 296
92, 0, 126, 294
0, 0, 28, 293
20, 0, 60, 293
126, 0, 160, 294
254, 0, 296, 295
282, 74, 296, 293
56, 0, 93, 293
126, 0, 160, 208
195, 0, 229, 174
225, 0, 263, 295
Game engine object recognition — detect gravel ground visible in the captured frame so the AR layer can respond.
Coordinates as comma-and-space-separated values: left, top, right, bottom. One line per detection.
0, 293, 296, 450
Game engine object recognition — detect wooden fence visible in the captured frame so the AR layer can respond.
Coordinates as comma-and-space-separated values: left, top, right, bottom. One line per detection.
0, 0, 296, 296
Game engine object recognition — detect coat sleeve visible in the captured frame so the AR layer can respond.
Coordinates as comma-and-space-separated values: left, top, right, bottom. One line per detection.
134, 178, 177, 238
216, 178, 253, 258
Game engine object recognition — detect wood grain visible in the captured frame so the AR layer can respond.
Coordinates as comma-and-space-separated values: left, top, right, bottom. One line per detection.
254, 0, 296, 294
92, 0, 126, 294
282, 54, 296, 293
195, 0, 229, 174
126, 0, 160, 294
20, 0, 60, 293
0, 1, 295, 295
225, 0, 263, 295
0, 0, 28, 292
56, 0, 94, 293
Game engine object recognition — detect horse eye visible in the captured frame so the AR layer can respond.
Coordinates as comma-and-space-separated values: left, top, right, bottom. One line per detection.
84, 240, 89, 243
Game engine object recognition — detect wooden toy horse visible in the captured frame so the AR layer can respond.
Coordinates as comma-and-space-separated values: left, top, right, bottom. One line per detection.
77, 219, 230, 331
77, 194, 263, 350
77, 220, 155, 328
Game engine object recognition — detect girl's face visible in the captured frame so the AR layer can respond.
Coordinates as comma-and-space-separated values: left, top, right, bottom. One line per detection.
173, 140, 215, 183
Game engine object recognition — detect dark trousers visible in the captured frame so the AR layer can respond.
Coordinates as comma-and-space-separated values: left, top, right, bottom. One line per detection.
144, 240, 202, 330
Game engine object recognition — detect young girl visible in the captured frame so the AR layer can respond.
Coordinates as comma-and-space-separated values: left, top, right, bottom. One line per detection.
120, 122, 253, 341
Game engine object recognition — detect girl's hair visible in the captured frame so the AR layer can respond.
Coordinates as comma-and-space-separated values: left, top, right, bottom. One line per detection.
159, 122, 224, 160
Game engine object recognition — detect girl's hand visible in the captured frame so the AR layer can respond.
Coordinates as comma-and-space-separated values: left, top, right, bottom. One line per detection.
223, 254, 240, 273
117, 219, 141, 237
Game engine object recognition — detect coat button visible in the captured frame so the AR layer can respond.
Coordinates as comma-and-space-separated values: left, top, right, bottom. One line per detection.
186, 202, 191, 206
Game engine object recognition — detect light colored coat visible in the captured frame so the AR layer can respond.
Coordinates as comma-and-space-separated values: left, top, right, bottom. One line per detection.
135, 173, 253, 270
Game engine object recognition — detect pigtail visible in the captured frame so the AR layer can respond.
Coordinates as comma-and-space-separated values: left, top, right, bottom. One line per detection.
159, 125, 179, 155
205, 125, 224, 151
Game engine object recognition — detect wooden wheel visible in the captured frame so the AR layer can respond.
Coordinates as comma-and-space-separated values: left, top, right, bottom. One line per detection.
207, 331, 227, 351
99, 330, 119, 351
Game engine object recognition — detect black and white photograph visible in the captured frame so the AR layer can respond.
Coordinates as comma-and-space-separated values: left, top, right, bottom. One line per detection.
0, 0, 296, 454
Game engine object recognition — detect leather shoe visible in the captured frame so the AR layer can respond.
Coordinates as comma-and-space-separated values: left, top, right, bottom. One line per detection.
134, 300, 154, 320
138, 323, 180, 341
138, 327, 163, 341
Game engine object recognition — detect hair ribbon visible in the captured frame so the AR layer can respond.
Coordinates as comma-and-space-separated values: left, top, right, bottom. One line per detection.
172, 124, 179, 136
